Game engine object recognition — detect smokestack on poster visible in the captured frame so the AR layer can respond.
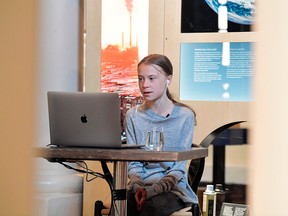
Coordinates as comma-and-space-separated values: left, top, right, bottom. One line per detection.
130, 15, 132, 47
125, 0, 133, 47
122, 32, 124, 49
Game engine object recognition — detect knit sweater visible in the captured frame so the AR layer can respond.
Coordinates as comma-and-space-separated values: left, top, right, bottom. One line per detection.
124, 103, 198, 204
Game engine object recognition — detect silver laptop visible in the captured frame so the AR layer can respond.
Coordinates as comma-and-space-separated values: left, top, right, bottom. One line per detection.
47, 91, 143, 148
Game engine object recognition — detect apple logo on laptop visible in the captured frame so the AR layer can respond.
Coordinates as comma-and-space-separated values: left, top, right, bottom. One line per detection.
81, 114, 88, 123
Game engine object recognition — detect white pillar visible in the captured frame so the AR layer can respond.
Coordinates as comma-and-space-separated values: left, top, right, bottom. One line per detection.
249, 1, 288, 215
35, 0, 83, 215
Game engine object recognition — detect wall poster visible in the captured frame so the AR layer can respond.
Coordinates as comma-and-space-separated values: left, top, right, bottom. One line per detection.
181, 0, 255, 33
180, 42, 254, 101
101, 0, 148, 132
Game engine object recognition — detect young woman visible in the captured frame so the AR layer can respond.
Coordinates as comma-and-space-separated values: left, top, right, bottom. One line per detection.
124, 54, 198, 216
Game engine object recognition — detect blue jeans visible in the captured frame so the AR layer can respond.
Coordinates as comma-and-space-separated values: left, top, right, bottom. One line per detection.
127, 190, 187, 216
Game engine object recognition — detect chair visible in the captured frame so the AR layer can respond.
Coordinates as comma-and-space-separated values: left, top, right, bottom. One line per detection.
170, 121, 246, 216
97, 121, 246, 216
169, 206, 195, 216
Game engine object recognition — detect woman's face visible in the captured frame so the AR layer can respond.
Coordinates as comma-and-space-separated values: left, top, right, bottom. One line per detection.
138, 63, 168, 102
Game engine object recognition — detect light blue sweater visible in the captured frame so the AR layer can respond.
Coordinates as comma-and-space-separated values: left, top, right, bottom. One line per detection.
125, 103, 198, 204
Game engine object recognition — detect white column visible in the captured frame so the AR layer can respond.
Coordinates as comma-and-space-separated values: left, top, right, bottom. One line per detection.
35, 0, 83, 215
249, 1, 288, 216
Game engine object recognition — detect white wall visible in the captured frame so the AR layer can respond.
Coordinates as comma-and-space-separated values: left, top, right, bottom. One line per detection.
35, 0, 83, 215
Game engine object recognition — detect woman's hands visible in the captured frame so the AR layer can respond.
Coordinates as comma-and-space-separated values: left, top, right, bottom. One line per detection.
135, 188, 147, 211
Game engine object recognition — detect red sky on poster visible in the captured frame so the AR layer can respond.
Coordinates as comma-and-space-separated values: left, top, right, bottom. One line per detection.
100, 0, 146, 97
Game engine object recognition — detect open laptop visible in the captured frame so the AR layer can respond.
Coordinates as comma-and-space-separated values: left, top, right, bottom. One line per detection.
47, 91, 144, 149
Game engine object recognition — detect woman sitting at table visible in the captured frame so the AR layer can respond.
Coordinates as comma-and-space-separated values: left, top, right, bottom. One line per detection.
125, 54, 198, 216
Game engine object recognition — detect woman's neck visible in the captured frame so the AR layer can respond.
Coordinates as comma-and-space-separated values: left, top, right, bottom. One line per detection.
146, 97, 174, 117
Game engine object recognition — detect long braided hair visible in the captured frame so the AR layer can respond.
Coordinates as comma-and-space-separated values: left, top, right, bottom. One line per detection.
138, 54, 197, 125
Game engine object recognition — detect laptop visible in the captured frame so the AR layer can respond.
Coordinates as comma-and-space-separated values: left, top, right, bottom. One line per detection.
47, 91, 144, 149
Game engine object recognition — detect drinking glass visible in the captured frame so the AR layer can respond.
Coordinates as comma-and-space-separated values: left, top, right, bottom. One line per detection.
145, 127, 164, 151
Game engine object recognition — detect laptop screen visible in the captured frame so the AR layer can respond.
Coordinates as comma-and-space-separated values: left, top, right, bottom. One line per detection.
47, 91, 122, 148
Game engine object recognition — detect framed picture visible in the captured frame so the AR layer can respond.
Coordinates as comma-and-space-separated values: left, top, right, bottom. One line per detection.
180, 42, 254, 101
181, 0, 255, 33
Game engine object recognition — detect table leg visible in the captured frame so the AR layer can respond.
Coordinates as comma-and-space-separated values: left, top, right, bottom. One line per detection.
213, 145, 225, 187
112, 161, 128, 216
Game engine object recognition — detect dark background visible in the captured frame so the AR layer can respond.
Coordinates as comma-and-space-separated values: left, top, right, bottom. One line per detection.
181, 0, 251, 33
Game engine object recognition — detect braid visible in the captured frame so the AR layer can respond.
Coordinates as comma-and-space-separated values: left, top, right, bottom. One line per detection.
138, 54, 197, 125
166, 89, 197, 125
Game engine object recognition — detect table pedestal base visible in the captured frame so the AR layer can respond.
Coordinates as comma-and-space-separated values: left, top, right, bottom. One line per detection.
113, 161, 128, 216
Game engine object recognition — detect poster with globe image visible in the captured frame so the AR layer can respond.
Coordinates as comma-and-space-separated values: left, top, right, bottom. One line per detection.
181, 0, 255, 32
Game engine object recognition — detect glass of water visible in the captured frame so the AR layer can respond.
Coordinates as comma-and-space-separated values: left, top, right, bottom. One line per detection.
145, 127, 164, 151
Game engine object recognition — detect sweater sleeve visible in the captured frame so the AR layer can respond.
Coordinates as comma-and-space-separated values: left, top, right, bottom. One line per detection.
144, 175, 177, 199
128, 162, 146, 192
144, 160, 188, 199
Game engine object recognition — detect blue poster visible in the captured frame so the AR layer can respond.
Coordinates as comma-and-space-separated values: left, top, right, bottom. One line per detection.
180, 42, 254, 101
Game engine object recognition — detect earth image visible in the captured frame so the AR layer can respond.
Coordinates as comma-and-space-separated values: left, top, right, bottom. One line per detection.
204, 0, 255, 25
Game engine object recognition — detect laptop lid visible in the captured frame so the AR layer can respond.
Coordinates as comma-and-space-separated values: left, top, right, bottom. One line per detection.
47, 91, 122, 148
